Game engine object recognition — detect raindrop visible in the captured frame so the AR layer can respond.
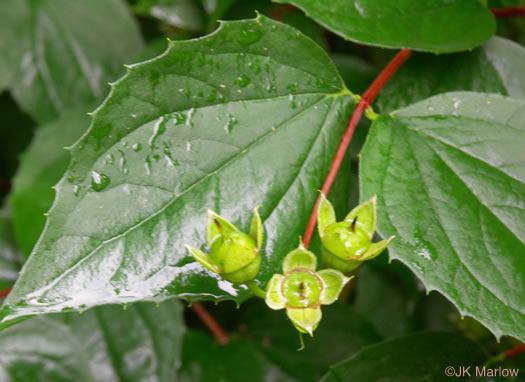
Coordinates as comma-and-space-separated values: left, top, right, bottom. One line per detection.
186, 108, 195, 128
104, 153, 114, 165
163, 143, 180, 167
186, 141, 192, 151
144, 156, 152, 175
90, 171, 110, 191
73, 185, 81, 196
289, 94, 297, 109
118, 149, 128, 174
224, 114, 238, 133
286, 84, 297, 92
132, 143, 142, 152
239, 28, 262, 45
149, 117, 166, 148
235, 74, 251, 88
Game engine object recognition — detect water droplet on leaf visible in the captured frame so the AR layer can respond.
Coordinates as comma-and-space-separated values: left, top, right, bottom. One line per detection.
90, 171, 110, 191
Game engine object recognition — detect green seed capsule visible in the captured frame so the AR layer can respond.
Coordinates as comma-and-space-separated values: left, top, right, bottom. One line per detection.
185, 207, 263, 285
317, 192, 395, 273
265, 242, 351, 336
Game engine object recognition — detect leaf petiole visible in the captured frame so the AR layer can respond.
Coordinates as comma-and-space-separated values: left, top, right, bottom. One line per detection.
244, 280, 266, 298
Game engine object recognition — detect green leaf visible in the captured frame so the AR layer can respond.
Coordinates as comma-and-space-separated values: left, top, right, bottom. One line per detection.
0, 16, 354, 329
0, 0, 144, 123
0, 206, 22, 291
378, 36, 525, 113
280, 11, 329, 51
179, 330, 294, 382
360, 92, 525, 341
179, 302, 381, 382
11, 105, 94, 258
321, 332, 489, 381
0, 299, 185, 382
243, 302, 382, 382
272, 0, 496, 53
331, 54, 378, 95
134, 0, 206, 32
354, 260, 420, 338
201, 0, 237, 32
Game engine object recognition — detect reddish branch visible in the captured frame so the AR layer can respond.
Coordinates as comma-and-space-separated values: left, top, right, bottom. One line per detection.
491, 7, 525, 18
303, 49, 412, 248
0, 179, 11, 192
504, 343, 525, 359
191, 302, 229, 344
271, 5, 297, 22
0, 287, 11, 299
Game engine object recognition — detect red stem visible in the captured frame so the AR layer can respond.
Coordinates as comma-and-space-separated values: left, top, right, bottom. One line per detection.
0, 287, 11, 299
0, 179, 11, 192
271, 5, 297, 22
504, 343, 525, 359
491, 7, 525, 18
191, 302, 229, 345
303, 49, 412, 248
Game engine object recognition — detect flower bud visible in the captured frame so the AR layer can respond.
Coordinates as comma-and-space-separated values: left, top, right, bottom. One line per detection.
185, 207, 263, 284
265, 241, 351, 335
317, 193, 394, 273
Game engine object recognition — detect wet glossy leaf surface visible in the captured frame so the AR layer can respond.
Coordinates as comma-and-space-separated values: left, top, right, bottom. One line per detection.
0, 16, 354, 329
360, 92, 525, 341
378, 37, 525, 112
321, 332, 490, 381
12, 105, 94, 258
0, 299, 185, 382
273, 0, 496, 53
0, 0, 144, 123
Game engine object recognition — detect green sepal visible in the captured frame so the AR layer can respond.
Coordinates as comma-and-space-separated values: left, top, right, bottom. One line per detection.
321, 246, 361, 274
317, 192, 336, 239
250, 205, 263, 251
206, 210, 239, 246
282, 243, 317, 274
344, 195, 377, 240
353, 235, 395, 261
286, 307, 322, 336
184, 244, 221, 273
322, 222, 371, 259
318, 269, 352, 305
265, 274, 285, 310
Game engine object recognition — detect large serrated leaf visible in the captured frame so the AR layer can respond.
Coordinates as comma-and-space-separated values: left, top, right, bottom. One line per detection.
272, 0, 496, 53
0, 16, 354, 330
378, 36, 525, 113
0, 299, 185, 382
360, 92, 525, 341
0, 0, 144, 123
321, 332, 490, 381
